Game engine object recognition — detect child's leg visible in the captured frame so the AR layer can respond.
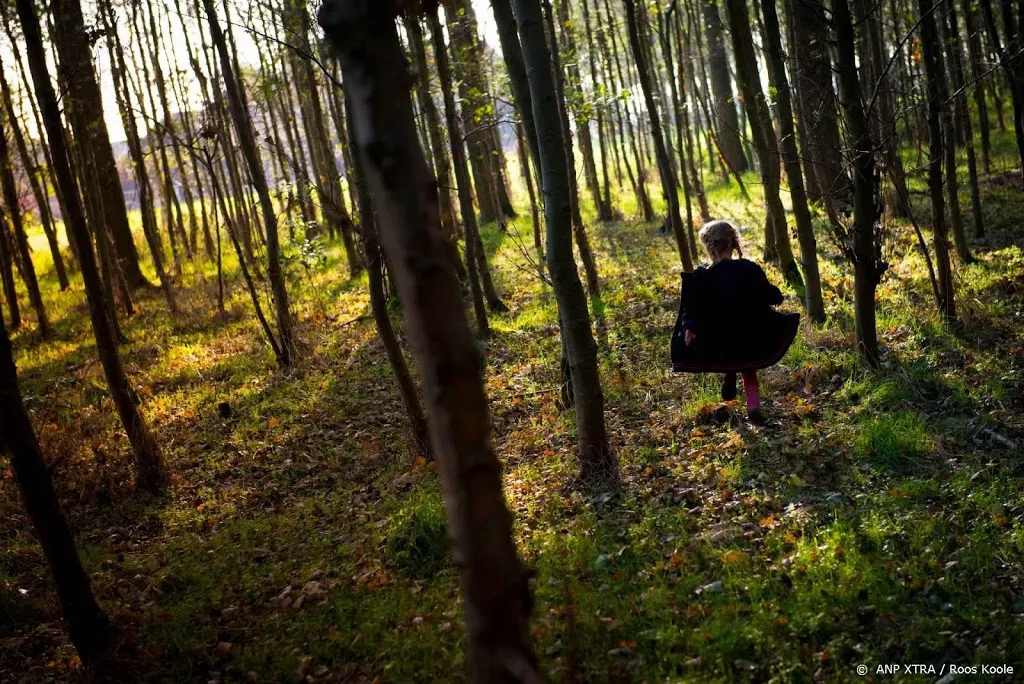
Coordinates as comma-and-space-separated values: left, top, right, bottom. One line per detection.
741, 371, 760, 413
721, 371, 737, 401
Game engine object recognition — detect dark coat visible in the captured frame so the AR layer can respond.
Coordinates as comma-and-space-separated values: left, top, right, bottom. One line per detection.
670, 258, 800, 372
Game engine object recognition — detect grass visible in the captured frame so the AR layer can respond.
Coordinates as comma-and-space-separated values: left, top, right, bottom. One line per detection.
1, 147, 1023, 682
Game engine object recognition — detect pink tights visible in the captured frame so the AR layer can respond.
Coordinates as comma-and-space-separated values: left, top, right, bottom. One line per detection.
741, 371, 760, 412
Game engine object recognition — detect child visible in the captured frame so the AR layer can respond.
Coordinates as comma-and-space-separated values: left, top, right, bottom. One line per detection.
670, 220, 800, 421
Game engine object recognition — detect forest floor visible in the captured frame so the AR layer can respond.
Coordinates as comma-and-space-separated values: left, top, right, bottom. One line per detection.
2, 161, 1024, 683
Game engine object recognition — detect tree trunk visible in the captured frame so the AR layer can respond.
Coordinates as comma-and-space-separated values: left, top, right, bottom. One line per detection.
0, 318, 112, 664
100, 0, 178, 313
624, 0, 693, 271
604, 0, 656, 221
345, 92, 432, 457
205, 149, 283, 361
17, 0, 166, 492
980, 0, 1024, 182
49, 0, 150, 289
941, 0, 983, 253
448, 0, 514, 223
0, 70, 69, 291
760, 0, 825, 322
405, 15, 466, 280
515, 0, 617, 488
701, 0, 747, 172
788, 0, 851, 211
919, 0, 958, 323
834, 0, 881, 367
932, 2, 975, 264
581, 0, 615, 220
674, 10, 710, 222
145, 0, 197, 260
725, 0, 801, 286
961, 0, 992, 177
0, 208, 21, 329
0, 123, 49, 334
428, 9, 492, 336
543, 0, 602, 296
557, 0, 610, 222
319, 5, 539, 681
204, 0, 295, 368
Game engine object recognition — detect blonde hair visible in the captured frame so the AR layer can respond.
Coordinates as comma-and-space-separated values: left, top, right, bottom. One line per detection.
699, 220, 742, 260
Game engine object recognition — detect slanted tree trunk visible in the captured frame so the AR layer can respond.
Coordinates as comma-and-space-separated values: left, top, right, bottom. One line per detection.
624, 0, 693, 271
405, 15, 466, 280
49, 0, 150, 289
941, 0, 983, 253
428, 9, 492, 335
345, 92, 431, 457
99, 0, 177, 313
0, 317, 112, 665
515, 0, 617, 487
760, 0, 825, 322
919, 0, 958, 323
834, 0, 882, 367
0, 208, 21, 329
145, 0, 196, 260
725, 0, 801, 286
701, 0, 747, 173
0, 121, 49, 334
319, 5, 538, 681
17, 0, 166, 492
0, 69, 68, 291
204, 0, 296, 368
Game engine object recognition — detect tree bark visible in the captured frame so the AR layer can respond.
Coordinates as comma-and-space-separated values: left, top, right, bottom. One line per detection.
428, 9, 492, 335
0, 69, 68, 291
789, 0, 851, 211
725, 0, 801, 286
345, 92, 432, 457
760, 0, 825, 322
405, 15, 466, 280
17, 0, 166, 492
961, 0, 992, 177
49, 0, 150, 289
448, 0, 515, 223
543, 0, 602, 296
204, 0, 296, 368
515, 0, 617, 487
919, 0, 958, 323
701, 0, 747, 172
319, 4, 539, 681
624, 0, 693, 271
1, 317, 112, 664
0, 119, 49, 334
0, 205, 21, 329
834, 0, 882, 366
941, 0, 983, 253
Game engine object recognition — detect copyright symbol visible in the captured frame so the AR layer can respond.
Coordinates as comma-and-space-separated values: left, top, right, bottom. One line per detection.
857, 664, 868, 676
